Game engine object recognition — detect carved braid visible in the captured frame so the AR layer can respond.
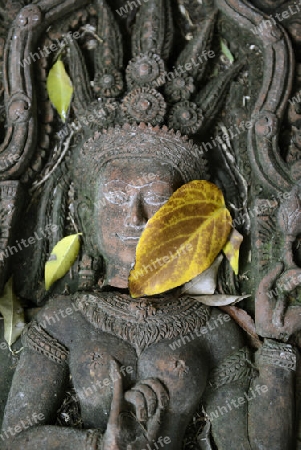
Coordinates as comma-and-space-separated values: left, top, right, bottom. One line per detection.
22, 321, 69, 365
74, 292, 211, 355
256, 339, 297, 371
85, 429, 103, 450
208, 347, 257, 390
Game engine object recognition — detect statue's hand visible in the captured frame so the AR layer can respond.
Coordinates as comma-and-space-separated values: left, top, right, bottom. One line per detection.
124, 378, 169, 446
102, 360, 169, 450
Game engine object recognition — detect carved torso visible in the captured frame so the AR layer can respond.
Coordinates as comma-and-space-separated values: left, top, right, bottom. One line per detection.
24, 293, 244, 435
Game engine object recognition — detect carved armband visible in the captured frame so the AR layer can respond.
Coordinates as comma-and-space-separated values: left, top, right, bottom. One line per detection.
256, 339, 296, 371
208, 347, 257, 390
22, 321, 69, 365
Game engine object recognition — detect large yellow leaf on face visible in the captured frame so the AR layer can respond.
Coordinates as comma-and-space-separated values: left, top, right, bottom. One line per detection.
46, 59, 73, 122
129, 180, 232, 298
45, 234, 81, 290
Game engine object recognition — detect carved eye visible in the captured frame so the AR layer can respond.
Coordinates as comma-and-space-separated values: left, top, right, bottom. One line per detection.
144, 193, 169, 206
104, 191, 129, 205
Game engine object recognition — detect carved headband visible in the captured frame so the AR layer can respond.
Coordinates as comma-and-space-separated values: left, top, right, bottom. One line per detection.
76, 123, 208, 183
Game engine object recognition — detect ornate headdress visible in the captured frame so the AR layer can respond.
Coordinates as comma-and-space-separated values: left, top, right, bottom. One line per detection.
67, 0, 243, 184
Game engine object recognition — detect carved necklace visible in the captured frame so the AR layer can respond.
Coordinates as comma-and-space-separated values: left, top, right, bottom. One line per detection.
73, 292, 211, 355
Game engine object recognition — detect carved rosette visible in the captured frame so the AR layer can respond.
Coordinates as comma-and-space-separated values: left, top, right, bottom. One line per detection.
164, 74, 195, 103
168, 101, 203, 135
122, 87, 166, 125
93, 68, 124, 98
126, 52, 165, 89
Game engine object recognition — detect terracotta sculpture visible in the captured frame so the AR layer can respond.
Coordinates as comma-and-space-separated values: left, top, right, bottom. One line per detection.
0, 0, 301, 449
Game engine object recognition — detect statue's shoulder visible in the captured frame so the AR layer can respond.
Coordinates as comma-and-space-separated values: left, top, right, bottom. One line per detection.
33, 294, 85, 347
20, 293, 110, 364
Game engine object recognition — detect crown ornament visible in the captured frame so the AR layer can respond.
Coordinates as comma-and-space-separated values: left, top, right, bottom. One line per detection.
65, 0, 244, 178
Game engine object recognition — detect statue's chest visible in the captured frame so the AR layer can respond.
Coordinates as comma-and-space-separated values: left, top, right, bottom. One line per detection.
70, 329, 138, 389
67, 293, 211, 428
68, 321, 209, 429
70, 293, 210, 420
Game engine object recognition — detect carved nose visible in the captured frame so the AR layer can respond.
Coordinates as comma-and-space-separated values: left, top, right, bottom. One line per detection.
125, 194, 146, 228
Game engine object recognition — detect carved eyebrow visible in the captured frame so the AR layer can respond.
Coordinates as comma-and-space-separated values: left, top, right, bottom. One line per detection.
143, 181, 174, 194
103, 180, 173, 196
146, 180, 171, 188
132, 179, 171, 187
104, 179, 171, 189
103, 180, 128, 191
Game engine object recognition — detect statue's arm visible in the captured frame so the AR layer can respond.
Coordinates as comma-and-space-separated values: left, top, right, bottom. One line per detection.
202, 309, 296, 449
201, 309, 253, 449
1, 323, 103, 450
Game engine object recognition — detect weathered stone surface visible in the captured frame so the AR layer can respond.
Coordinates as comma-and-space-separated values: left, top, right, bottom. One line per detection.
0, 0, 300, 449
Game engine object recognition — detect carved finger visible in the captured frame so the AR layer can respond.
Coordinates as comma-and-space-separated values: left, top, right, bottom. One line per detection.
107, 359, 124, 429
141, 378, 169, 410
145, 398, 165, 442
124, 389, 147, 422
130, 384, 157, 418
272, 296, 287, 327
257, 263, 283, 295
136, 379, 169, 442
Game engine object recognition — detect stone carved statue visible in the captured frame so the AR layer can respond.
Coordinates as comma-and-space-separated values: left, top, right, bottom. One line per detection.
0, 0, 301, 449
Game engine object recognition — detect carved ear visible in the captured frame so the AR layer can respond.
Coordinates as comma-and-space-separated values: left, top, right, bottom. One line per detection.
77, 199, 90, 221
76, 200, 94, 254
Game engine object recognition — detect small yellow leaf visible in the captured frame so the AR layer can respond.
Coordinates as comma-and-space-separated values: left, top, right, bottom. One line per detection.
223, 228, 243, 274
46, 59, 73, 122
0, 278, 25, 347
45, 234, 81, 290
129, 180, 232, 298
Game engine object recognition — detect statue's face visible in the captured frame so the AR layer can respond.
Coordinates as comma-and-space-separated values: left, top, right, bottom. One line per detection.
94, 158, 183, 287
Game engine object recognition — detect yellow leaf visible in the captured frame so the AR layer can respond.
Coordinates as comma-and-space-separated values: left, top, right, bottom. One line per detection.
45, 234, 81, 290
223, 228, 243, 274
129, 180, 232, 298
46, 59, 73, 122
0, 278, 25, 347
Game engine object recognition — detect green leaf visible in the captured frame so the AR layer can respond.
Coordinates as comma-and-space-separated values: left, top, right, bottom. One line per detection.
0, 278, 25, 347
45, 234, 81, 290
46, 59, 74, 122
220, 38, 234, 63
